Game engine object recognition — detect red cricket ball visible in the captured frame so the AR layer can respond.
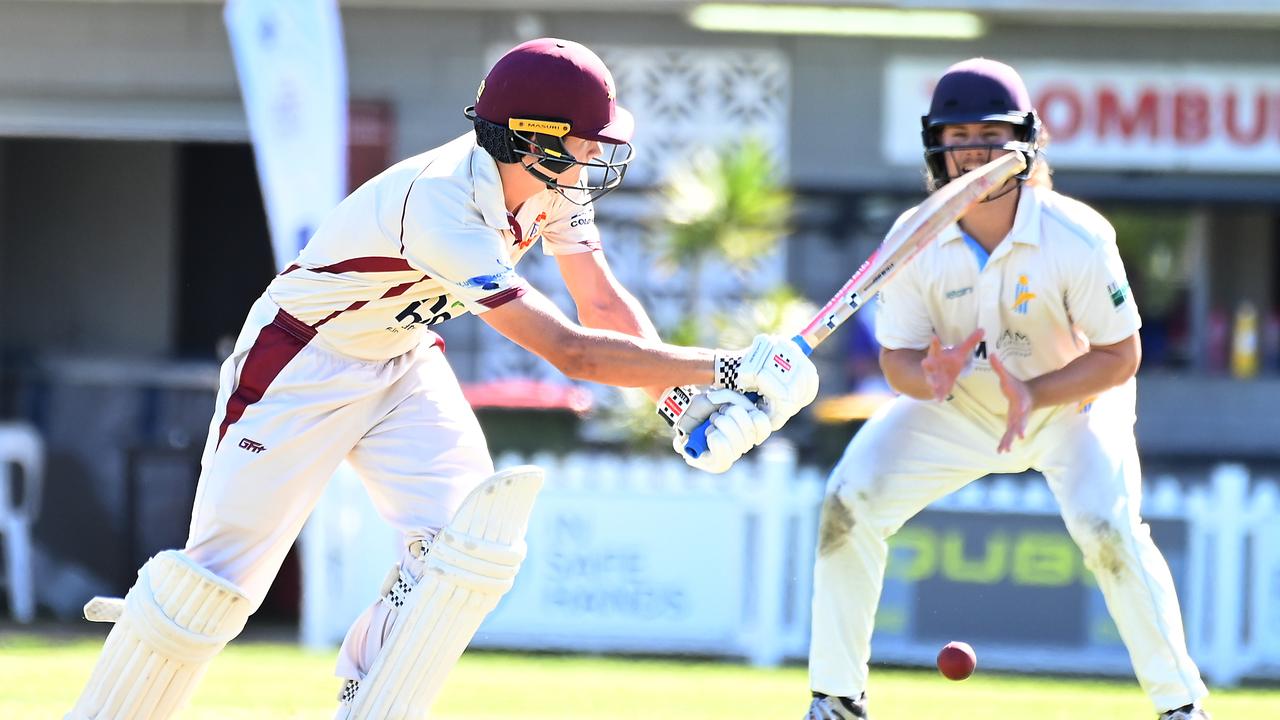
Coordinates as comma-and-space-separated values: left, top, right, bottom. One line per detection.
936, 641, 977, 680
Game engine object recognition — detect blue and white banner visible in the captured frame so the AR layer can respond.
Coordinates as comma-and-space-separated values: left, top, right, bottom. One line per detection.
225, 0, 347, 269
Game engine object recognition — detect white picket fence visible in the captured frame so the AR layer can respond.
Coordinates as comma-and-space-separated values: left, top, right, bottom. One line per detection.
1184, 466, 1280, 685
299, 447, 1280, 686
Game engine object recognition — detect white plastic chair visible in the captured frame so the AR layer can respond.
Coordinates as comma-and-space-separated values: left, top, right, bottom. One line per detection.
0, 422, 43, 623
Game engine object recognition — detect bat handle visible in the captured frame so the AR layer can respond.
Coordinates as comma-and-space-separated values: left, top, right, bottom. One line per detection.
683, 335, 814, 459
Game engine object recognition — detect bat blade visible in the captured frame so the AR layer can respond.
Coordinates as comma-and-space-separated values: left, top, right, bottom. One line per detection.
684, 151, 1027, 459
796, 151, 1027, 351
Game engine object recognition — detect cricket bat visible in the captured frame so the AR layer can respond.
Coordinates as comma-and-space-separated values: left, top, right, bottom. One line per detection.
685, 151, 1028, 458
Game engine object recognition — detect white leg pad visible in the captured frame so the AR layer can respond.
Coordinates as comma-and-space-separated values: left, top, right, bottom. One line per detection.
339, 465, 544, 720
66, 550, 252, 720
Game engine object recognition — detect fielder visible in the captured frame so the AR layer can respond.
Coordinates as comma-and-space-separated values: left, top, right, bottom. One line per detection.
67, 38, 817, 720
804, 58, 1209, 720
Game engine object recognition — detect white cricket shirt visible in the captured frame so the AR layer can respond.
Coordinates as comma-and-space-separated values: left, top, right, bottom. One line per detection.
264, 132, 600, 361
875, 184, 1142, 420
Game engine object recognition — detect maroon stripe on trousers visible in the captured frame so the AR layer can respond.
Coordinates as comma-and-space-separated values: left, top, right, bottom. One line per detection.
216, 309, 315, 448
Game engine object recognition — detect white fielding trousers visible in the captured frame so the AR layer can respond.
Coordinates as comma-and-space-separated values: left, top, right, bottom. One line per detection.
808, 391, 1207, 713
183, 296, 493, 668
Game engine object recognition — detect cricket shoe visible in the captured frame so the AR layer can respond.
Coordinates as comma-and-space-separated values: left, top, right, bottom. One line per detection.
1159, 705, 1210, 720
805, 692, 868, 720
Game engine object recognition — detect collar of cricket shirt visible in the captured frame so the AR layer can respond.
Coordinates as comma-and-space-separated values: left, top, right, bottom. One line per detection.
469, 138, 517, 233
936, 184, 1042, 249
1002, 185, 1042, 247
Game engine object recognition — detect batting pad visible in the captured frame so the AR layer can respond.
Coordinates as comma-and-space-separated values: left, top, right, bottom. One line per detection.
341, 465, 544, 720
66, 550, 251, 720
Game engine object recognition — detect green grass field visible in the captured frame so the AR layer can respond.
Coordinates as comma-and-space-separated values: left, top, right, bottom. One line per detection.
4, 631, 1276, 719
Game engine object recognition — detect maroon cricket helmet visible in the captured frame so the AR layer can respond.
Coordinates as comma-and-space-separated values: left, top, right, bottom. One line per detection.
473, 38, 634, 144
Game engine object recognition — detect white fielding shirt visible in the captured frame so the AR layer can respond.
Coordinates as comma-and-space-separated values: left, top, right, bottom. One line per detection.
265, 132, 600, 361
875, 184, 1142, 421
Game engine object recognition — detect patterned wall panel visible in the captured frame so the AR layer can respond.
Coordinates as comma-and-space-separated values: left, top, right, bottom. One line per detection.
600, 46, 789, 186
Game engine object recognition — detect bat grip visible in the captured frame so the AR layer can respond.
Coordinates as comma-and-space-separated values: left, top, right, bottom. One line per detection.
683, 335, 814, 459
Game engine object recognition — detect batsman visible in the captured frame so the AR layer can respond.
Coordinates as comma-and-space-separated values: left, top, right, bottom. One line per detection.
66, 38, 818, 720
804, 58, 1210, 720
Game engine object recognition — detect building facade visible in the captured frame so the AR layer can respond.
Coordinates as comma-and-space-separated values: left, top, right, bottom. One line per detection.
0, 0, 1276, 603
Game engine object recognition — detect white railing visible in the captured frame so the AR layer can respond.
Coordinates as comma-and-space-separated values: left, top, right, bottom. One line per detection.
299, 449, 1280, 685
1185, 465, 1280, 686
300, 444, 824, 666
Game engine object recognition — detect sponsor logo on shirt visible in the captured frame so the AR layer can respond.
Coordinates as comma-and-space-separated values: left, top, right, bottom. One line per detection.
1107, 281, 1129, 308
1011, 274, 1036, 315
461, 268, 515, 291
238, 438, 266, 454
945, 287, 973, 300
569, 213, 594, 228
997, 330, 1032, 358
393, 295, 459, 331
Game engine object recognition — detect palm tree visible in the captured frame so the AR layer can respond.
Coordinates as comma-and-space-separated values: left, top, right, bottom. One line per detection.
653, 136, 793, 344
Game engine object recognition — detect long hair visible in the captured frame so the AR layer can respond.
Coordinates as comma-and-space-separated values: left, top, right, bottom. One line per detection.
1025, 126, 1053, 189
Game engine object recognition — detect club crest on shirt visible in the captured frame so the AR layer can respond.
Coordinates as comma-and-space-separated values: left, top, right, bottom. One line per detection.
1011, 274, 1036, 315
517, 211, 547, 251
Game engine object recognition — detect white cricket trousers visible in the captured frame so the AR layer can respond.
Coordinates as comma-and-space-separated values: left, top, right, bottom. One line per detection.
183, 295, 493, 641
808, 392, 1207, 713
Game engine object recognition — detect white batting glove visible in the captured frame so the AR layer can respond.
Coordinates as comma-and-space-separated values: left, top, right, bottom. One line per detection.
657, 386, 772, 474
713, 334, 819, 431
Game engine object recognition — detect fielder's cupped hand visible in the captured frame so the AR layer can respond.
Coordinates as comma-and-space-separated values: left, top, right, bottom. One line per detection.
990, 353, 1033, 453
921, 329, 985, 401
713, 334, 819, 431
658, 387, 773, 473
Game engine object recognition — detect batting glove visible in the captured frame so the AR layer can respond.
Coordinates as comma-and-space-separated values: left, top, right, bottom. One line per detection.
657, 386, 772, 474
714, 334, 819, 431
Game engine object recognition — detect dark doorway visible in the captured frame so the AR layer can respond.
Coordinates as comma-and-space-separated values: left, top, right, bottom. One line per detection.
176, 143, 275, 359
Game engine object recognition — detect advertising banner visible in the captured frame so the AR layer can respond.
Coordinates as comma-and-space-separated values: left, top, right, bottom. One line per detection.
225, 0, 348, 268
885, 58, 1280, 173
873, 509, 1189, 673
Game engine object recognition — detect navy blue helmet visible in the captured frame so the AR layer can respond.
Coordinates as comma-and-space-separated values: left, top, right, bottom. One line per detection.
921, 58, 1040, 187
